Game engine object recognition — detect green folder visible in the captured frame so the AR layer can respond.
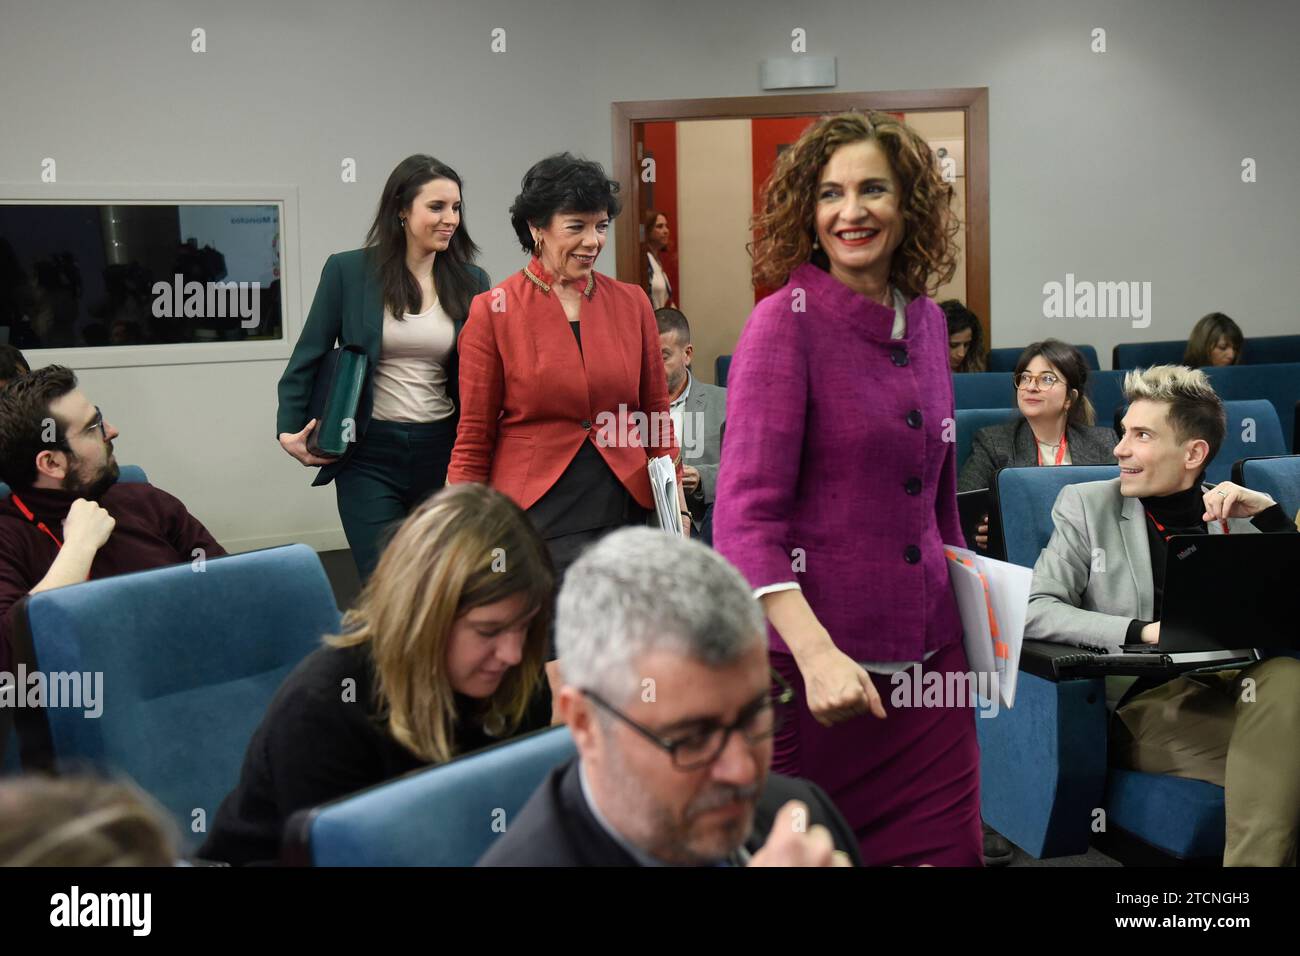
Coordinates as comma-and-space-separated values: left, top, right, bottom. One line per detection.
307, 345, 368, 458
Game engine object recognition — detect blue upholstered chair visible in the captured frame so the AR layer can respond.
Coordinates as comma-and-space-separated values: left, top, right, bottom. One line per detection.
1111, 340, 1186, 369
4, 544, 339, 847
953, 372, 1015, 410
1204, 363, 1300, 456
2, 465, 150, 775
955, 408, 1018, 475
1242, 334, 1300, 365
1211, 400, 1287, 485
987, 344, 1100, 374
1087, 370, 1127, 435
283, 726, 577, 866
715, 354, 732, 388
1233, 454, 1300, 519
980, 465, 1228, 861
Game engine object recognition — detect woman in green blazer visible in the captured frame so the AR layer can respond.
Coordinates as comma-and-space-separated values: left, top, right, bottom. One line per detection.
276, 155, 490, 580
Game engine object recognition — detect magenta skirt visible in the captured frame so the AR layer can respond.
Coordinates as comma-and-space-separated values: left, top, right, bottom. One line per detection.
771, 639, 983, 867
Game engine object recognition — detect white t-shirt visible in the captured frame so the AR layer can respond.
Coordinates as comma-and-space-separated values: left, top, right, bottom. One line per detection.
370, 299, 456, 423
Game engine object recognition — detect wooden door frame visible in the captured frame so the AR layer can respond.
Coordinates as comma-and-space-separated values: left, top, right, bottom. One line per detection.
611, 88, 990, 337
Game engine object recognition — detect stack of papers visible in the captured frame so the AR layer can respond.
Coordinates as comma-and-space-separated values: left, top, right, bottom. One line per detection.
944, 543, 1033, 709
647, 455, 684, 536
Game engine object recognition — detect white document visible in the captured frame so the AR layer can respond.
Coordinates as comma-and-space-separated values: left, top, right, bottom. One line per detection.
647, 455, 684, 536
944, 543, 1032, 709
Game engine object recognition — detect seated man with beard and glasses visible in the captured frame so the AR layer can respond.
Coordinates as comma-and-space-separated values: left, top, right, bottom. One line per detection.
478, 527, 861, 867
0, 365, 225, 669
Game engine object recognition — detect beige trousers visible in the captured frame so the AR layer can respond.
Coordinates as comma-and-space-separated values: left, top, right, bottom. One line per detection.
1111, 656, 1300, 866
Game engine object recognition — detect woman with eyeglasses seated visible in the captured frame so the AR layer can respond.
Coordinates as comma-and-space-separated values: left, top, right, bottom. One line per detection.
200, 484, 554, 866
958, 339, 1117, 548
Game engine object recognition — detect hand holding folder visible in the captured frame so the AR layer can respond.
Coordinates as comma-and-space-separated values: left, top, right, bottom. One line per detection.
647, 455, 685, 536
944, 544, 1032, 709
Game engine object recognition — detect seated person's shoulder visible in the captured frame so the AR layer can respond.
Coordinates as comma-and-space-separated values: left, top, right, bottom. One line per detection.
265, 643, 375, 727
977, 419, 1018, 441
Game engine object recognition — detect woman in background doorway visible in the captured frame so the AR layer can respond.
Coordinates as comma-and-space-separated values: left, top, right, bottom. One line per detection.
642, 209, 675, 309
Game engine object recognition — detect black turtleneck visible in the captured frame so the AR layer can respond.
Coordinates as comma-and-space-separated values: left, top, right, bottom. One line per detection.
1124, 482, 1296, 643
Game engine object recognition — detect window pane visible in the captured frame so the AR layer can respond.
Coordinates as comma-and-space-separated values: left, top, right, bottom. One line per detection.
0, 203, 283, 348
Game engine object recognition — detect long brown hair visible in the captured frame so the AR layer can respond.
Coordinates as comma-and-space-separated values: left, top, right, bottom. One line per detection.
363, 154, 481, 323
1184, 312, 1243, 366
751, 111, 960, 296
329, 484, 553, 764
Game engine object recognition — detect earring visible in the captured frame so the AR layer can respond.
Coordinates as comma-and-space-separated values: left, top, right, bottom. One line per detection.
399, 217, 407, 228
812, 236, 820, 250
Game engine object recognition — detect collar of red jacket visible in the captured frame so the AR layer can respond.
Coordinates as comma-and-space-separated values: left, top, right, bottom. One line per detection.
524, 256, 597, 299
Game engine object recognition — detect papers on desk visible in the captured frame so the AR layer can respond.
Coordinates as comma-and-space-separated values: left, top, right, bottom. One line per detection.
647, 455, 684, 536
944, 544, 1032, 709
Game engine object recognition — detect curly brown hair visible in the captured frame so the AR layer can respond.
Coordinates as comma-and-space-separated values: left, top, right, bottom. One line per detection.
751, 111, 960, 297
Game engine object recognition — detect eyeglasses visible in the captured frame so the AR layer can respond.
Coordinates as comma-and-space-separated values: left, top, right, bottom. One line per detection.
76, 406, 108, 442
582, 669, 796, 772
1013, 372, 1062, 390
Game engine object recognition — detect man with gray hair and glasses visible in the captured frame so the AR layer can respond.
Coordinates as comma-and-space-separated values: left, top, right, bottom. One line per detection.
478, 528, 860, 866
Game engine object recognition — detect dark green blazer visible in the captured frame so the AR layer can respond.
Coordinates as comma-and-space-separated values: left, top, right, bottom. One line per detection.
275, 248, 490, 487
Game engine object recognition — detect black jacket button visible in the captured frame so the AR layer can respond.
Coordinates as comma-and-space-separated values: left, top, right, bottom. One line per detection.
906, 409, 923, 429
891, 347, 909, 367
905, 477, 922, 495
904, 545, 922, 564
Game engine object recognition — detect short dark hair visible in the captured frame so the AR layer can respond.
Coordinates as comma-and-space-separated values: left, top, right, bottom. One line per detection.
655, 307, 690, 344
0, 364, 79, 490
0, 345, 29, 383
509, 153, 622, 253
1014, 339, 1096, 427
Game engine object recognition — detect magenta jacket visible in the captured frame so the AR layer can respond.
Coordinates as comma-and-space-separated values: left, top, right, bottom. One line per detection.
713, 263, 964, 662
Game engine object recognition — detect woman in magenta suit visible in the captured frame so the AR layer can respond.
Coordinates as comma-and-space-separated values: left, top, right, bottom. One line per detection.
713, 112, 980, 865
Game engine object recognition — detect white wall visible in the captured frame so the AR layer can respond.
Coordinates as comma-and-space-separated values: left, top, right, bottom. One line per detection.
3, 0, 1298, 550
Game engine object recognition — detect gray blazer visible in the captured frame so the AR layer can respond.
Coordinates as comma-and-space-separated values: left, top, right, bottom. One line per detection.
680, 373, 727, 523
1024, 477, 1260, 652
958, 419, 1118, 492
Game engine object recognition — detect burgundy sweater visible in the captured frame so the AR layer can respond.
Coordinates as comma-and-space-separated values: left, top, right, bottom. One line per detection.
0, 482, 226, 670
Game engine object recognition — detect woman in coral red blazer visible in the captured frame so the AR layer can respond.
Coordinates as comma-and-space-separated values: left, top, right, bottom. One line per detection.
448, 153, 686, 583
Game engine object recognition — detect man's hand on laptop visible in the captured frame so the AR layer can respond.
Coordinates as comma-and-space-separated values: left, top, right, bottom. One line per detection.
1140, 621, 1161, 645
1203, 481, 1275, 524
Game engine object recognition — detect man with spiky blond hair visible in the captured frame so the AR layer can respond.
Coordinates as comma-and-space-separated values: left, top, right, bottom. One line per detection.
1026, 365, 1300, 866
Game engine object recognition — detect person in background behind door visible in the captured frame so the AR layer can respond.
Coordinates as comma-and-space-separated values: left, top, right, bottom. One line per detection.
642, 208, 675, 309
656, 307, 725, 531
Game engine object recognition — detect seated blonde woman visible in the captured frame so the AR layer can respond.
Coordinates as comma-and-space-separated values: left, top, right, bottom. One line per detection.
201, 483, 554, 865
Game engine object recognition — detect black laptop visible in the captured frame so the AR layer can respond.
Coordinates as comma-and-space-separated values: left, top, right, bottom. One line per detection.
1119, 533, 1300, 667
